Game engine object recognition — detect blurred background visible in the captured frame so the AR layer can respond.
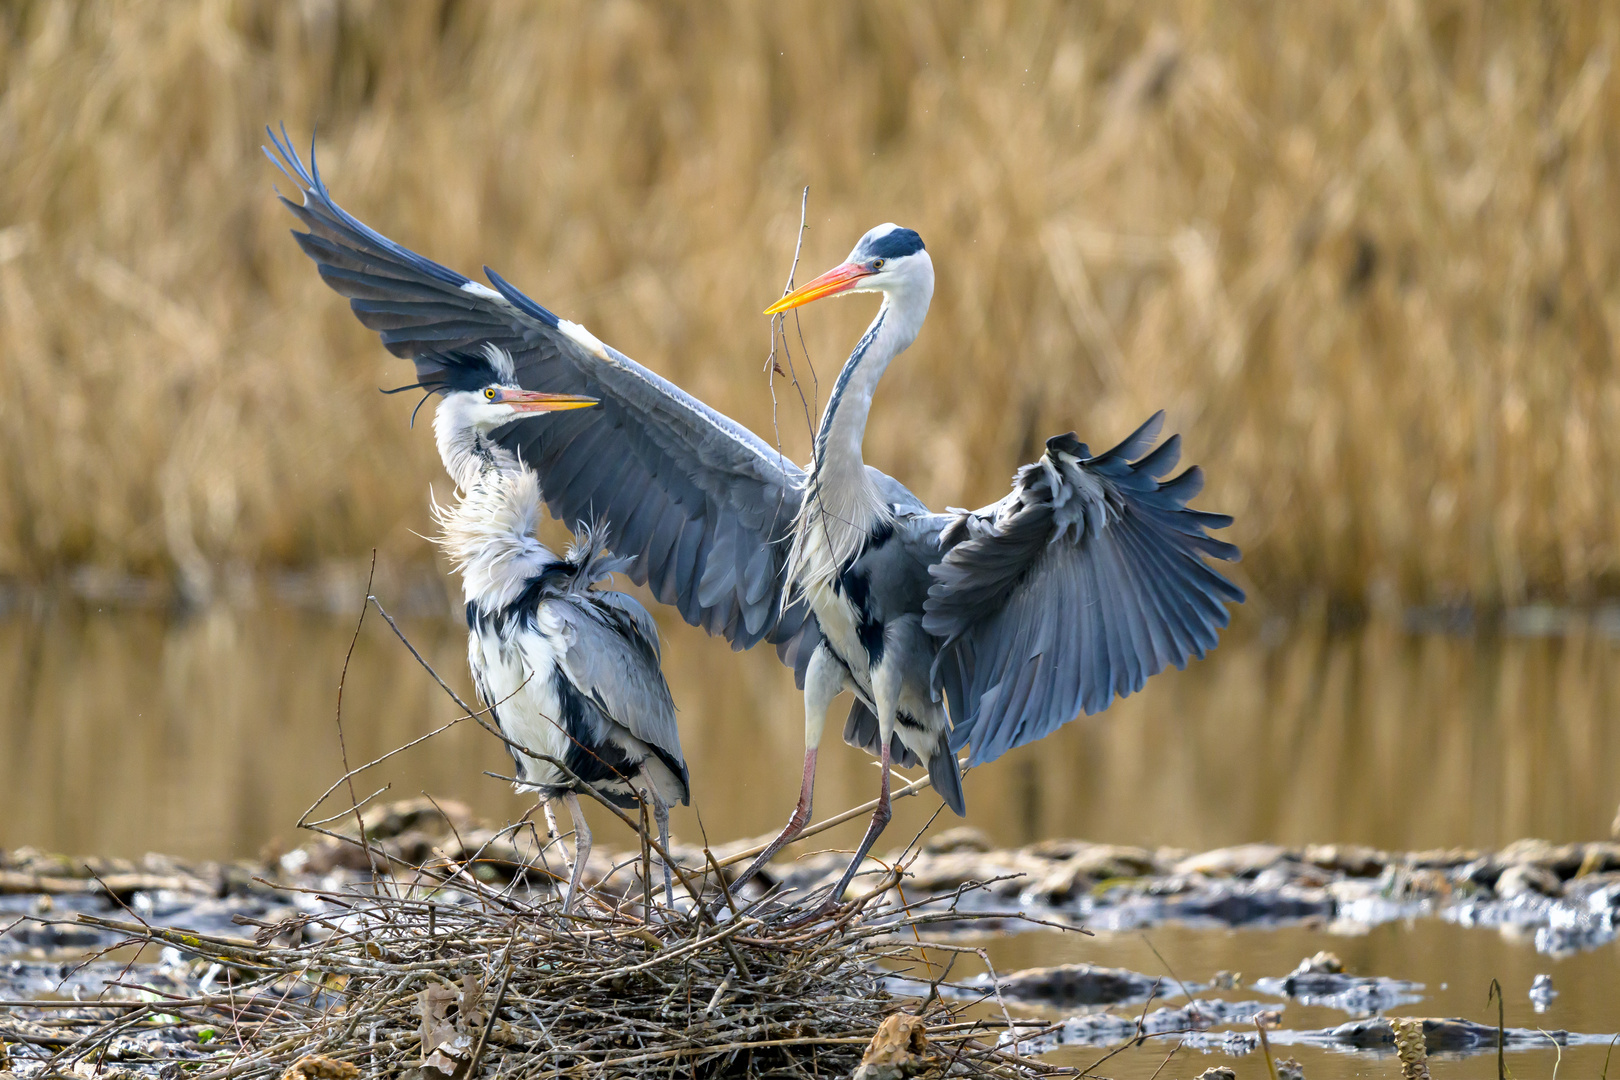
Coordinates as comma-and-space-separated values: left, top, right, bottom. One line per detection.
2, 1, 1618, 861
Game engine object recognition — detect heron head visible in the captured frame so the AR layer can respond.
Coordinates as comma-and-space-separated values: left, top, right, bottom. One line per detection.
763, 223, 932, 315
426, 343, 598, 436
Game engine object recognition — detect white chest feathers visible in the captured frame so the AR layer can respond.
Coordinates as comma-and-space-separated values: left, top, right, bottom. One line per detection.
807, 576, 869, 681
433, 466, 554, 613
792, 504, 881, 683
467, 601, 572, 783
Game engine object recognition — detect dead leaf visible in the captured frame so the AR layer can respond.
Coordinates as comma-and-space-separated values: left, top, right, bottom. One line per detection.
851, 1012, 932, 1079
418, 980, 461, 1064
280, 1055, 359, 1080
422, 1034, 474, 1079
459, 973, 486, 1031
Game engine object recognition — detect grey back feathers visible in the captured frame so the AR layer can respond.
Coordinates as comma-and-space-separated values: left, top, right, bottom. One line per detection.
554, 559, 683, 769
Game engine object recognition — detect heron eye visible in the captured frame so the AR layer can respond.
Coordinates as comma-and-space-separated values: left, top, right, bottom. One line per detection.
484, 387, 498, 401
872, 258, 885, 270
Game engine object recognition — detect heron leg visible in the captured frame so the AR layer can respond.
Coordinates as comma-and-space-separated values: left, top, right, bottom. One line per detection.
637, 765, 675, 908
728, 645, 847, 897
533, 797, 565, 891
827, 656, 901, 904
561, 793, 592, 916
827, 740, 892, 904
727, 747, 818, 897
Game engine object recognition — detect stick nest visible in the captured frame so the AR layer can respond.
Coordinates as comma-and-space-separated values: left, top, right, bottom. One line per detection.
18, 853, 1067, 1080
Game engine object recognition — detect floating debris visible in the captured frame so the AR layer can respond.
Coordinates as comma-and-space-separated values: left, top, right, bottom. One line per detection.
1295, 950, 1343, 974
965, 962, 1166, 1007
1299, 1016, 1572, 1052
1008, 998, 1279, 1053
1253, 953, 1424, 1016
1530, 973, 1558, 1012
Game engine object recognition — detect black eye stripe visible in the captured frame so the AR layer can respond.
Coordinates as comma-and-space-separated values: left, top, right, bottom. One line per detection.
860, 228, 924, 260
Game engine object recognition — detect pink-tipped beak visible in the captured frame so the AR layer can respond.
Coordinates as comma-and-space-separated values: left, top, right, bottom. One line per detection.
763, 262, 873, 316
501, 389, 599, 413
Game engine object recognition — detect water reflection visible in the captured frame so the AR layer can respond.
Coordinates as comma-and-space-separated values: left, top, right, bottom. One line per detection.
1, 598, 1616, 862
970, 919, 1618, 1079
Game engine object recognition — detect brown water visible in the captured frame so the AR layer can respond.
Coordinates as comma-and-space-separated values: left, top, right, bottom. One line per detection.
2, 595, 1617, 1078
2, 596, 1615, 862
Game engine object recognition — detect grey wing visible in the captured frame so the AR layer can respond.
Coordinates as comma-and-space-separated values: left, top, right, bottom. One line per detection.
557, 595, 683, 771
266, 130, 819, 677
922, 412, 1244, 767
589, 586, 667, 664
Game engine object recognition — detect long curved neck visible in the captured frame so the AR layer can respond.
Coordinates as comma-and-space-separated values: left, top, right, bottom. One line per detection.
789, 290, 927, 589
811, 291, 926, 495
433, 411, 556, 612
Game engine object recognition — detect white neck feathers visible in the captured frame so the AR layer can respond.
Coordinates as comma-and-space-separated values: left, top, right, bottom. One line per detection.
787, 284, 929, 592
432, 401, 555, 611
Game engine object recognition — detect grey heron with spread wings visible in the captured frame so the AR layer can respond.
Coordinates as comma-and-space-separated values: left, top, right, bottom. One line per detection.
267, 129, 1243, 906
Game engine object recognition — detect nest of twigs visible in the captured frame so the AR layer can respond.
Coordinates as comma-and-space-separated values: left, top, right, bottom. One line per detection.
9, 812, 1070, 1080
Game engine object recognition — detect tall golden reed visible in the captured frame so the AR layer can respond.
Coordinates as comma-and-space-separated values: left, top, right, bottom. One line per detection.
2, 2, 1618, 610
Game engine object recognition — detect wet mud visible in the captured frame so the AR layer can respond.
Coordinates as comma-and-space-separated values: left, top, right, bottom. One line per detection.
765, 828, 1620, 957
3, 802, 1616, 1075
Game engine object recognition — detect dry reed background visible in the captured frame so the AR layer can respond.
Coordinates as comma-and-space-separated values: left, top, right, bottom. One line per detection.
3, 1, 1620, 611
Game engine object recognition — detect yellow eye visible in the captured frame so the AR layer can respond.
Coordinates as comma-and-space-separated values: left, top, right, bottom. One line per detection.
872, 258, 885, 270
484, 387, 498, 401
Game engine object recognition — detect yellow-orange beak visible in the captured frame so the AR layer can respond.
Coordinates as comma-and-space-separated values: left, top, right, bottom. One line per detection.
499, 389, 599, 413
763, 262, 873, 316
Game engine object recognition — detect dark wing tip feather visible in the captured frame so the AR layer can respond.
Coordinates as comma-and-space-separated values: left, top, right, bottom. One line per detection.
1097, 409, 1165, 462
484, 266, 561, 328
266, 127, 472, 298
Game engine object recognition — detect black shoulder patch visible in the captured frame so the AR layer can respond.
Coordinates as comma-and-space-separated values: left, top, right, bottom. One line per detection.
862, 228, 925, 260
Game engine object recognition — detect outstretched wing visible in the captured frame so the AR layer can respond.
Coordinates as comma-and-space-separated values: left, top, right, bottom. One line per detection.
266, 129, 818, 673
923, 413, 1244, 767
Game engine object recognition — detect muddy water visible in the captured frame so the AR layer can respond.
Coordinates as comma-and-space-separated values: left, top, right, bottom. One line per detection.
2, 597, 1618, 1079
2, 598, 1615, 861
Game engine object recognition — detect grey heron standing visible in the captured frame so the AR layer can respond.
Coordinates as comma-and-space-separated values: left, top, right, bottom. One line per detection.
425, 342, 689, 913
268, 130, 1242, 907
